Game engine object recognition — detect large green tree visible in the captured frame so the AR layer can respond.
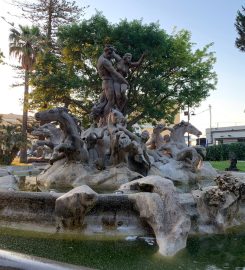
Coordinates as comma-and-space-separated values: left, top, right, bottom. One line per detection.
15, 0, 86, 49
30, 14, 217, 127
29, 50, 82, 110
9, 25, 41, 163
235, 5, 245, 52
14, 0, 86, 112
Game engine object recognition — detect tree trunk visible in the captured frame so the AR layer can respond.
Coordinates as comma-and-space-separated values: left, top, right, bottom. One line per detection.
47, 0, 53, 45
19, 70, 29, 163
127, 112, 145, 128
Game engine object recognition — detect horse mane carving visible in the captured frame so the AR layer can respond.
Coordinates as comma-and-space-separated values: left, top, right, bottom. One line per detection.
32, 123, 64, 149
35, 107, 88, 164
158, 121, 203, 172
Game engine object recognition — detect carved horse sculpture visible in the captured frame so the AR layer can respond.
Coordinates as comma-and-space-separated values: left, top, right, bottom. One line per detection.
159, 121, 202, 172
32, 123, 64, 150
106, 109, 151, 175
166, 121, 201, 150
35, 108, 89, 164
146, 123, 173, 150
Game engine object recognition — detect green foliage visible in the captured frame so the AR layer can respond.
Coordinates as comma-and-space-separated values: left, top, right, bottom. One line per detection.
14, 0, 86, 48
206, 143, 245, 161
0, 120, 24, 165
235, 5, 245, 52
210, 160, 245, 172
9, 24, 44, 163
9, 25, 42, 71
31, 13, 216, 126
29, 51, 82, 110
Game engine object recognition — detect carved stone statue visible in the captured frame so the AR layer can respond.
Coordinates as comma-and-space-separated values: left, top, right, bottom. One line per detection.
157, 121, 203, 172
117, 127, 151, 176
92, 45, 145, 126
92, 45, 129, 126
35, 107, 88, 164
226, 152, 239, 171
20, 44, 227, 259
146, 123, 173, 150
31, 123, 64, 150
112, 51, 145, 113
106, 109, 129, 165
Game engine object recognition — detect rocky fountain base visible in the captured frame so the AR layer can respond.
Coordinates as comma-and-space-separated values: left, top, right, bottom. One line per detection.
1, 108, 244, 257
1, 169, 245, 257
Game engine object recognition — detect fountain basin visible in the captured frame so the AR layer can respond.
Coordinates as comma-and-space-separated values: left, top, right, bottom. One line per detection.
0, 189, 244, 235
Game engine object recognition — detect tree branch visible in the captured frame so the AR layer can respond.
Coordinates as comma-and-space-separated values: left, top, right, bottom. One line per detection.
65, 97, 90, 113
127, 112, 145, 128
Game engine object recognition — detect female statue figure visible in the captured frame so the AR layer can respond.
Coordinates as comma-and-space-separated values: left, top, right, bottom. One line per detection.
112, 51, 146, 113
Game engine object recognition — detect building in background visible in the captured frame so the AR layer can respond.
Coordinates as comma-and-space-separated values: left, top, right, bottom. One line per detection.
206, 125, 245, 145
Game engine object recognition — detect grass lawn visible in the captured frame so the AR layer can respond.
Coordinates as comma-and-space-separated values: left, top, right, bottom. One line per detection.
209, 160, 245, 172
11, 157, 32, 166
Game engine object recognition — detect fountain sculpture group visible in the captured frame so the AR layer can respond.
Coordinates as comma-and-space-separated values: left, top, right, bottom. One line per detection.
0, 45, 245, 257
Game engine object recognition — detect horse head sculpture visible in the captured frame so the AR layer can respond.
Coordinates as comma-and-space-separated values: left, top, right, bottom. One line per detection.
35, 107, 88, 164
170, 120, 202, 145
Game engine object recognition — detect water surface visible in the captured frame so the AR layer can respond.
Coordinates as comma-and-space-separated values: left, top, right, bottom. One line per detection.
0, 227, 244, 270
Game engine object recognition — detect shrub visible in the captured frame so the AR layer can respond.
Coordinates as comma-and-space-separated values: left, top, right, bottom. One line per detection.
206, 142, 245, 161
0, 124, 24, 165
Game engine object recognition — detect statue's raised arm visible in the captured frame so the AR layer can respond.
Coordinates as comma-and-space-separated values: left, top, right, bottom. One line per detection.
129, 52, 146, 68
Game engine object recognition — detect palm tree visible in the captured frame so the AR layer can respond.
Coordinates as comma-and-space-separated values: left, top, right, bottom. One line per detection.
0, 50, 4, 64
9, 25, 41, 163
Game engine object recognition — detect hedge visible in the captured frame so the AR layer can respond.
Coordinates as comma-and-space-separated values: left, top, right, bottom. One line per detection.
206, 142, 245, 161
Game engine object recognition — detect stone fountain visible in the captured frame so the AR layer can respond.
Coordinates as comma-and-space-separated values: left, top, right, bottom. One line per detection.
0, 45, 245, 260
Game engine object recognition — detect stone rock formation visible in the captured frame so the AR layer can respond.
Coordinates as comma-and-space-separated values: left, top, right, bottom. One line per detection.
37, 158, 142, 192
55, 185, 98, 229
192, 174, 245, 233
119, 176, 191, 256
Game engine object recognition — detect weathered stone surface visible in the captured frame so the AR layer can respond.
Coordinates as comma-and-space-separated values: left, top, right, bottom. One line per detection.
177, 193, 197, 219
198, 162, 218, 180
23, 176, 38, 191
151, 161, 217, 184
0, 168, 9, 177
0, 190, 151, 237
192, 185, 240, 233
74, 165, 142, 191
226, 171, 245, 189
0, 175, 19, 191
215, 174, 244, 196
120, 176, 191, 256
37, 160, 142, 192
0, 190, 59, 226
55, 185, 98, 229
37, 159, 91, 191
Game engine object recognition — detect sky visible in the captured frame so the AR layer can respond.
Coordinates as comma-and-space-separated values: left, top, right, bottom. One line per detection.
0, 0, 244, 135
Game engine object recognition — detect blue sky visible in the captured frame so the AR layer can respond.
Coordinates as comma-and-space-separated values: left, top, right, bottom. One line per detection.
0, 0, 244, 134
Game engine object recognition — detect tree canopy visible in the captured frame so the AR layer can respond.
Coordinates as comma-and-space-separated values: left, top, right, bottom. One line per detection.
235, 5, 245, 52
9, 25, 42, 71
9, 25, 42, 162
14, 0, 86, 48
29, 13, 217, 127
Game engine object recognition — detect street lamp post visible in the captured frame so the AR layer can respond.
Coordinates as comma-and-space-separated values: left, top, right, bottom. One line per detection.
184, 105, 212, 146
184, 105, 192, 146
209, 104, 212, 144
187, 105, 190, 146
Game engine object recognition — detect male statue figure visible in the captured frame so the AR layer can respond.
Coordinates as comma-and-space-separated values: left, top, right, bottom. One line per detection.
94, 45, 129, 126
